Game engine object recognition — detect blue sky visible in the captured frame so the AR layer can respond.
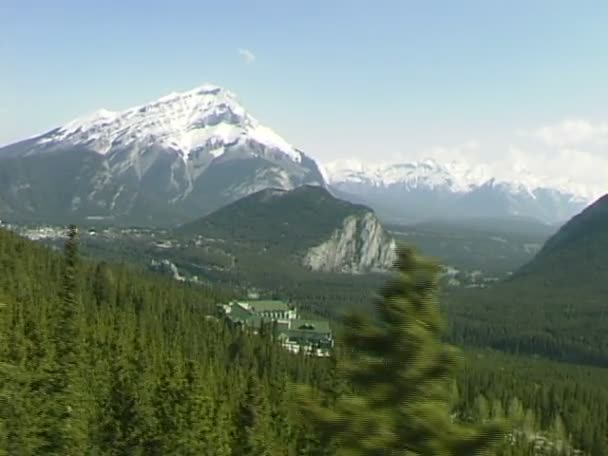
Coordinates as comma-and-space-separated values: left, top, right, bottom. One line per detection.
2, 0, 608, 189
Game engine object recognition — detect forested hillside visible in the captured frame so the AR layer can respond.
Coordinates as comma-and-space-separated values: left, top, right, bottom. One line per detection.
177, 185, 369, 251
1, 227, 608, 454
444, 194, 608, 367
0, 227, 333, 454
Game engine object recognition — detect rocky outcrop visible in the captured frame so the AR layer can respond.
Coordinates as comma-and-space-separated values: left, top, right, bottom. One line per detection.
303, 212, 397, 273
149, 259, 185, 281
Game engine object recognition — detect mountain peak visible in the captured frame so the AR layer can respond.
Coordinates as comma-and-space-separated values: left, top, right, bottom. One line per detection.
162, 83, 227, 99
33, 84, 302, 164
0, 84, 327, 224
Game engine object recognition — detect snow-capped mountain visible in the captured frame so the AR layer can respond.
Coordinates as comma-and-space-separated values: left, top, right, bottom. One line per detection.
325, 159, 591, 224
0, 85, 325, 225
33, 85, 303, 164
0, 83, 596, 227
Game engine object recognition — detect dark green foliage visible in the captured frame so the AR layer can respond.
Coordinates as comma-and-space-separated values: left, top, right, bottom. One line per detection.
445, 194, 608, 366
69, 213, 387, 316
39, 224, 89, 455
1, 226, 608, 455
296, 246, 504, 455
532, 194, 608, 262
387, 217, 552, 276
233, 375, 280, 455
178, 185, 370, 254
0, 227, 331, 454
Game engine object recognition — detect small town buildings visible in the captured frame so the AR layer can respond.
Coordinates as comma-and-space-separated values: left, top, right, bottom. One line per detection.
219, 299, 334, 357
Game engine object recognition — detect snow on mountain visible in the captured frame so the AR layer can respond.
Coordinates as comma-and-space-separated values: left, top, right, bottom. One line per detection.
325, 158, 593, 203
325, 158, 490, 193
34, 84, 303, 164
0, 83, 596, 226
0, 84, 325, 225
325, 159, 593, 224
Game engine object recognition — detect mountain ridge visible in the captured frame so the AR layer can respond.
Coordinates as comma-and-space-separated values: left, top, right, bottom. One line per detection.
515, 192, 608, 280
326, 159, 590, 224
0, 83, 597, 226
325, 158, 595, 201
0, 84, 325, 226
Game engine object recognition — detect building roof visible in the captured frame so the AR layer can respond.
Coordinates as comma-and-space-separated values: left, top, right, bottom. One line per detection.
276, 321, 290, 331
225, 303, 252, 323
220, 302, 332, 345
283, 329, 332, 342
289, 319, 331, 334
248, 300, 291, 312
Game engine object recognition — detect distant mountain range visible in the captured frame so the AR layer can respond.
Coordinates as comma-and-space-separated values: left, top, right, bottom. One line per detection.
0, 84, 595, 226
325, 160, 590, 225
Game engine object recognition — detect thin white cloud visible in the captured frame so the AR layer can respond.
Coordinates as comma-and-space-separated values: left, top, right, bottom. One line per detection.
501, 145, 608, 199
533, 119, 608, 147
237, 48, 256, 64
322, 117, 608, 200
338, 132, 607, 200
463, 118, 608, 199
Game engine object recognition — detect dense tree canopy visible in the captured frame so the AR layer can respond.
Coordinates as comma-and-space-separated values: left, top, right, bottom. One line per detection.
297, 246, 505, 455
1, 227, 607, 454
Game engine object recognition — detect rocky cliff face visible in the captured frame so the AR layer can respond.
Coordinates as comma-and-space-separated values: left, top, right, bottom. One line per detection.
303, 212, 397, 273
149, 259, 185, 282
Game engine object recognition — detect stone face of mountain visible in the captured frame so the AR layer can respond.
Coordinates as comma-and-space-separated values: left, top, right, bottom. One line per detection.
0, 85, 325, 226
178, 185, 396, 274
149, 259, 185, 282
303, 212, 396, 273
326, 160, 591, 225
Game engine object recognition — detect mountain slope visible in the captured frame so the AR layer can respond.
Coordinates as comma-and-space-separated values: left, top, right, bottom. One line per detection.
445, 194, 608, 365
513, 193, 608, 284
326, 159, 591, 224
0, 85, 325, 226
178, 185, 396, 273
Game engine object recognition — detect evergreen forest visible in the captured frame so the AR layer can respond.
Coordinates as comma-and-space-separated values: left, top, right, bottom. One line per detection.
1, 226, 608, 455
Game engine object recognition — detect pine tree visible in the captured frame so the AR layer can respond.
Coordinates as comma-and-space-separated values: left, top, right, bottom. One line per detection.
233, 374, 280, 456
213, 401, 234, 456
173, 360, 224, 456
39, 224, 88, 455
92, 261, 114, 308
148, 357, 188, 455
296, 245, 505, 455
0, 298, 11, 455
507, 398, 525, 426
94, 340, 148, 455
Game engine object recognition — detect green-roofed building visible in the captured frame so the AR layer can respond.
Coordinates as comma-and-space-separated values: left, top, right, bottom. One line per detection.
247, 300, 297, 321
218, 299, 333, 357
219, 299, 296, 325
279, 319, 333, 357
